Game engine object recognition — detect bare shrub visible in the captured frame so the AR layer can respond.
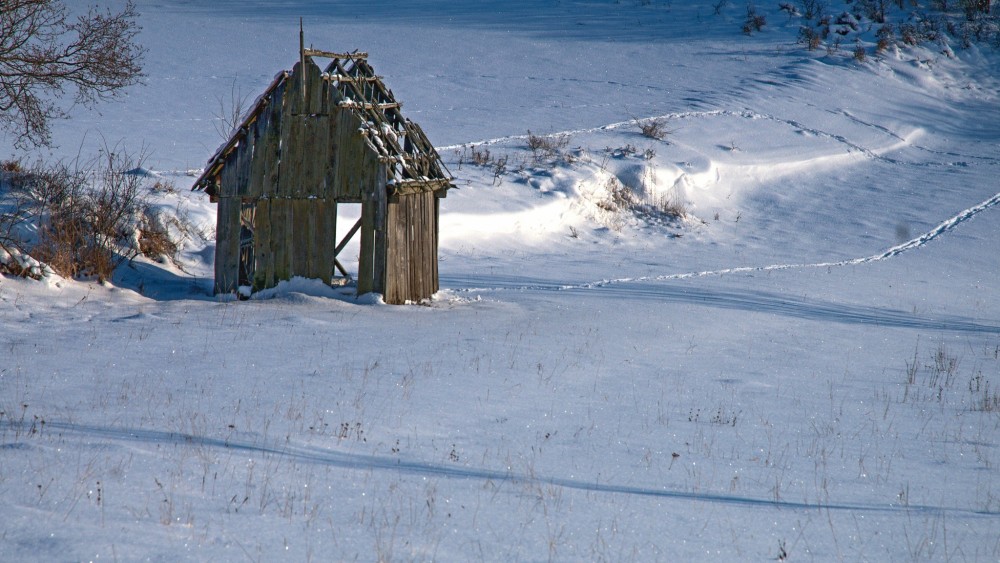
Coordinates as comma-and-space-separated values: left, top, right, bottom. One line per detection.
598, 177, 686, 223
743, 4, 767, 35
597, 178, 634, 214
491, 154, 509, 186
877, 24, 896, 52
799, 26, 823, 49
29, 147, 149, 281
636, 117, 671, 141
138, 208, 177, 262
471, 145, 492, 166
526, 130, 570, 161
853, 42, 868, 62
650, 194, 687, 219
799, 0, 826, 20
149, 179, 176, 194
459, 145, 511, 185
856, 0, 891, 23
961, 0, 994, 20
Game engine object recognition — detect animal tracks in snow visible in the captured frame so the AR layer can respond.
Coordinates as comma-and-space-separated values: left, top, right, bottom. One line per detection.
446, 111, 1000, 326
453, 188, 1000, 296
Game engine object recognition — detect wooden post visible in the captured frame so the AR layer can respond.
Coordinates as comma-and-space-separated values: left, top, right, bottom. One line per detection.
373, 163, 388, 296
214, 196, 240, 294
299, 18, 306, 103
252, 198, 273, 290
357, 197, 375, 295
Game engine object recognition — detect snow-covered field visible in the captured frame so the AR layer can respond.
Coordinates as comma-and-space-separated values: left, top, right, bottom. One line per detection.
2, 1, 1000, 560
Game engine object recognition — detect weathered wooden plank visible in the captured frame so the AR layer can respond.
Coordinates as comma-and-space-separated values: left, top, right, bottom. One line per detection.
420, 192, 431, 299
271, 199, 290, 282
219, 148, 240, 197
301, 116, 330, 197
419, 191, 431, 299
333, 109, 369, 201
277, 120, 303, 198
384, 198, 399, 304
252, 198, 273, 290
235, 128, 255, 196
214, 196, 240, 294
309, 199, 334, 283
387, 177, 452, 197
291, 198, 310, 278
411, 194, 423, 302
338, 102, 401, 111
276, 62, 302, 198
324, 74, 382, 84
357, 198, 375, 296
238, 202, 256, 287
260, 80, 286, 197
373, 163, 388, 297
432, 196, 440, 294
323, 108, 341, 200
247, 103, 270, 198
303, 48, 368, 60
307, 59, 325, 116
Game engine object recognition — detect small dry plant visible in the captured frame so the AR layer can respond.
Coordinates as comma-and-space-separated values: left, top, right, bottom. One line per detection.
743, 3, 768, 35
597, 177, 687, 229
853, 41, 868, 62
636, 117, 672, 141
138, 209, 178, 262
526, 130, 570, 161
459, 145, 511, 186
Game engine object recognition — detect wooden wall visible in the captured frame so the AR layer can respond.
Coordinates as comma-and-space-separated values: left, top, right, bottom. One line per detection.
384, 191, 439, 304
212, 57, 441, 302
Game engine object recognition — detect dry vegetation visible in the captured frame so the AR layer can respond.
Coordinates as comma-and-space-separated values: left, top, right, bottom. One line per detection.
0, 148, 174, 281
780, 0, 999, 57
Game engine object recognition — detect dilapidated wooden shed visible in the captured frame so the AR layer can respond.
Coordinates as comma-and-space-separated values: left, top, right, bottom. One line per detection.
193, 44, 453, 304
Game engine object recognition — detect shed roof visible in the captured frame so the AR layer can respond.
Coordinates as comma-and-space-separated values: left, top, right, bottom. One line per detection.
192, 50, 452, 197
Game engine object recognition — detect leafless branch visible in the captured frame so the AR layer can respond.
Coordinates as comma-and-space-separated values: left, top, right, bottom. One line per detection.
0, 0, 146, 148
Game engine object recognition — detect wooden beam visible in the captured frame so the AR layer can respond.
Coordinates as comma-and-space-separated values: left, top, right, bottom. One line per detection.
338, 101, 401, 110
372, 163, 388, 296
334, 258, 351, 279
388, 178, 453, 197
323, 74, 383, 84
304, 48, 368, 60
357, 199, 375, 295
335, 217, 363, 257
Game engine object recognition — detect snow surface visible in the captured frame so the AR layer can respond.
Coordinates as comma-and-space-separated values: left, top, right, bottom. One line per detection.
2, 1, 1000, 561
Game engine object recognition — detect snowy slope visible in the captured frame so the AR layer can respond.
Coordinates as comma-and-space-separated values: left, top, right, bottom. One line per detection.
2, 1, 1000, 561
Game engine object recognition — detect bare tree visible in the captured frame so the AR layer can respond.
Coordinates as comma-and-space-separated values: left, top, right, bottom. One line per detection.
213, 79, 251, 143
0, 0, 146, 149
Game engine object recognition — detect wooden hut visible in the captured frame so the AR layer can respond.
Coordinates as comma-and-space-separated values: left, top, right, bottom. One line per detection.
192, 45, 453, 304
